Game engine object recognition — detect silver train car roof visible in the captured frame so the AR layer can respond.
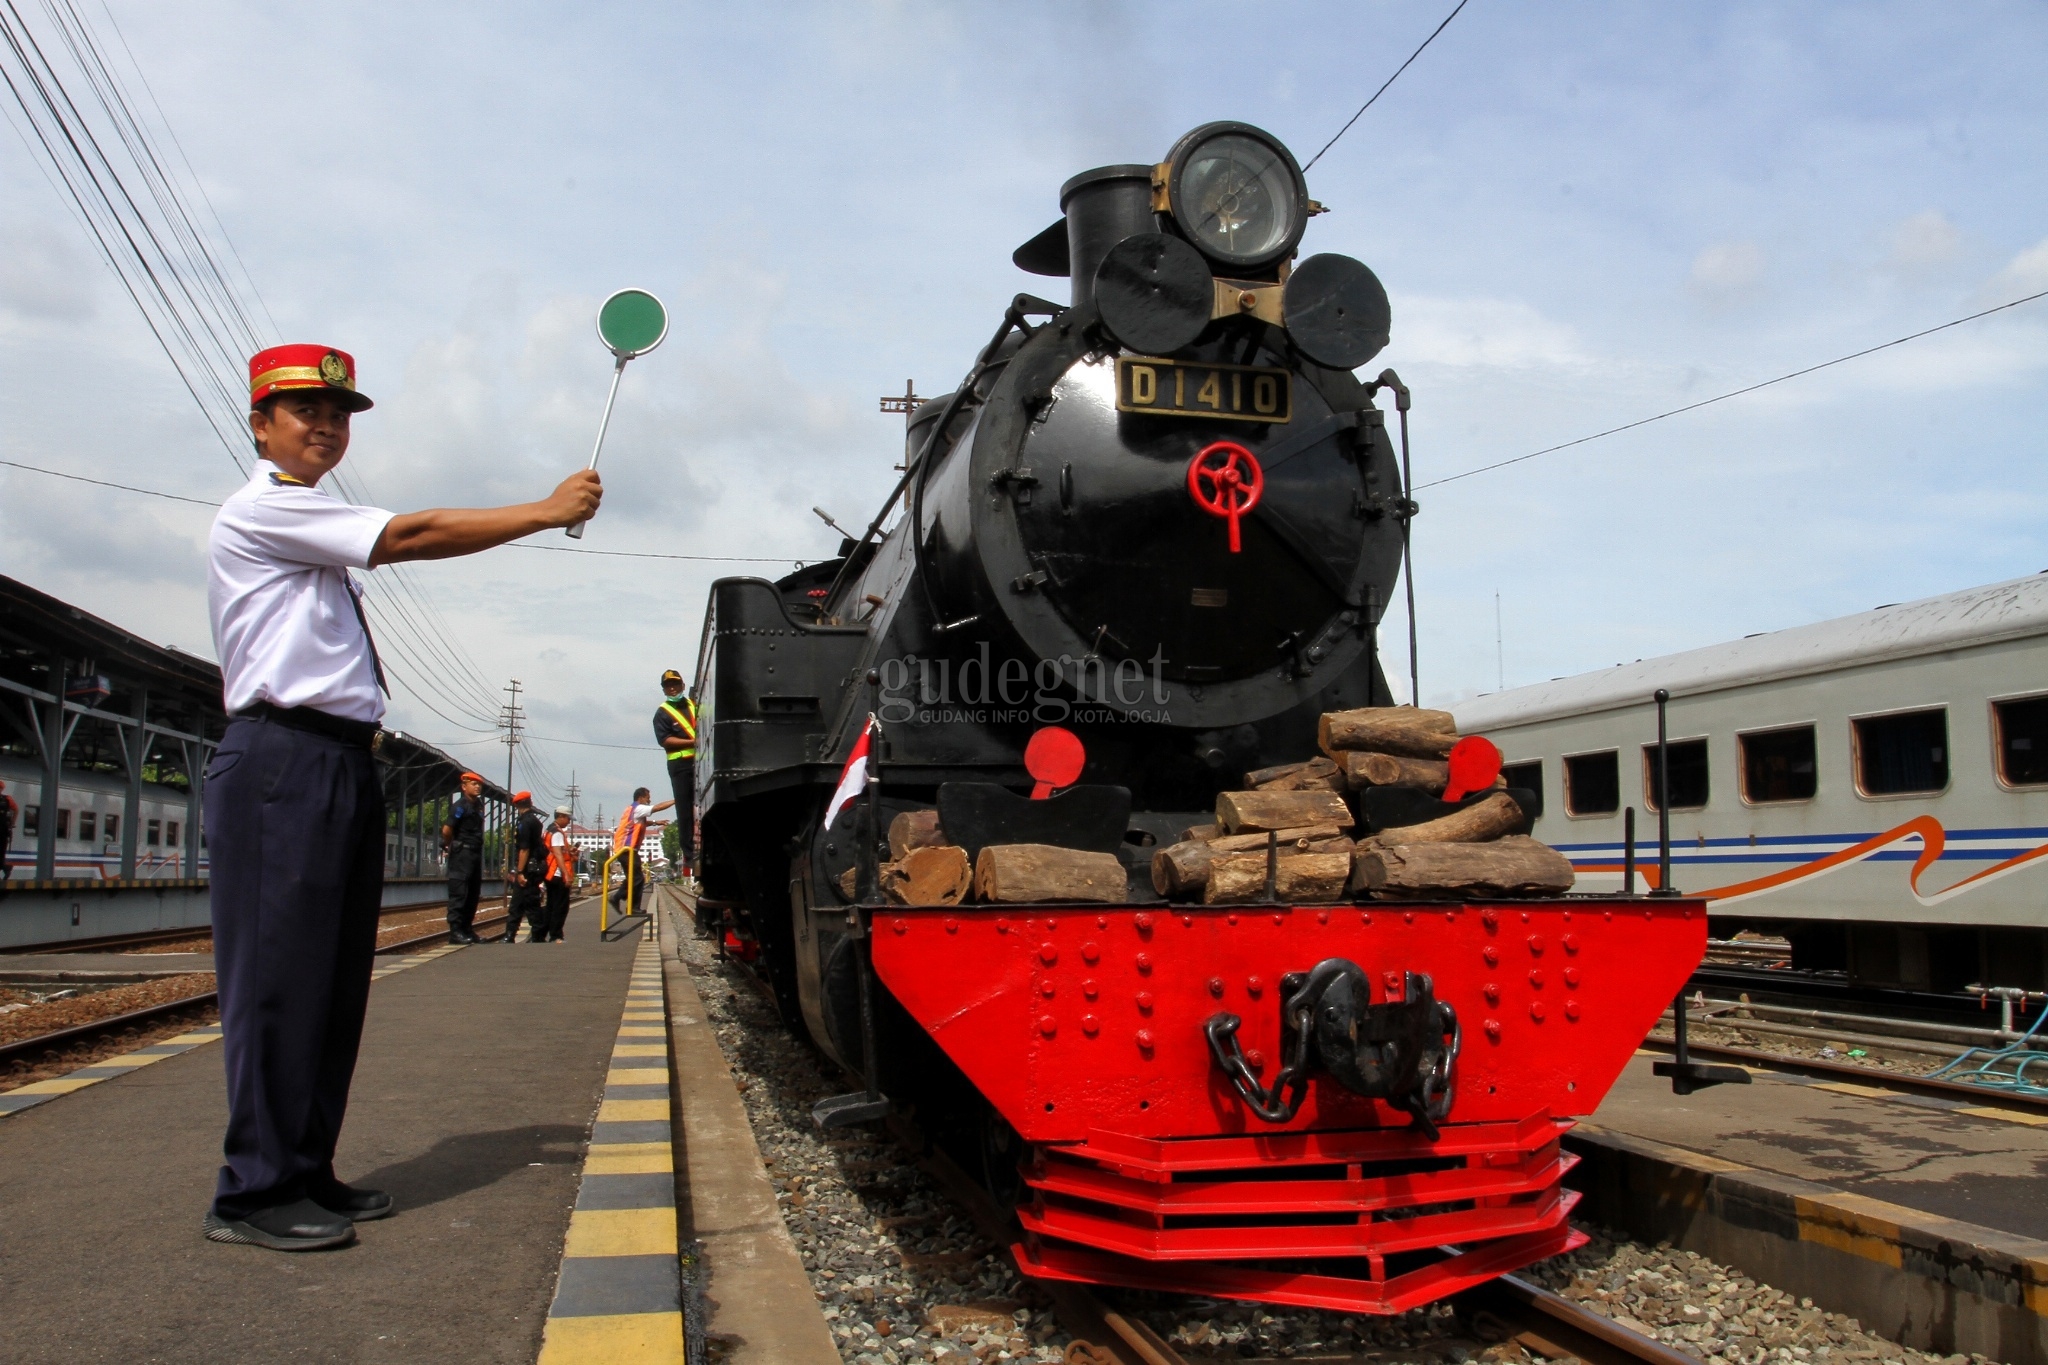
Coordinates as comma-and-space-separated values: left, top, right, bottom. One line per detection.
1455, 571, 2048, 732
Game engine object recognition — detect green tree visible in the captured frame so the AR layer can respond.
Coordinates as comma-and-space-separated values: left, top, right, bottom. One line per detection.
661, 822, 681, 866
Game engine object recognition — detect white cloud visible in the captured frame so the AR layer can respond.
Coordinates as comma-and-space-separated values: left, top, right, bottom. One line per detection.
0, 220, 98, 322
1884, 209, 1961, 275
1393, 295, 1590, 370
1980, 236, 2048, 304
1687, 240, 1765, 308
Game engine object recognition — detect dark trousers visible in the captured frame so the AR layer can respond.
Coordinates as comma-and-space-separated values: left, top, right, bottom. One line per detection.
542, 877, 571, 939
608, 848, 647, 916
667, 760, 696, 868
446, 846, 482, 936
203, 715, 384, 1217
506, 870, 542, 940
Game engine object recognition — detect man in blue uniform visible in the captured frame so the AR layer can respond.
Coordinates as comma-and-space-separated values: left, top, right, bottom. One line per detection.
442, 771, 486, 944
652, 670, 699, 876
503, 791, 547, 942
202, 343, 601, 1252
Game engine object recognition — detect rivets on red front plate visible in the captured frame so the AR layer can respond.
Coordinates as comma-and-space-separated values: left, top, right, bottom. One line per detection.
1082, 978, 1099, 1000
1403, 911, 1415, 924
1136, 991, 1154, 1014
1383, 971, 1403, 998
1207, 977, 1224, 997
996, 917, 1010, 933
1565, 1000, 1581, 1021
1097, 916, 1108, 929
1179, 913, 1193, 927
1564, 967, 1581, 988
1272, 912, 1284, 926
1444, 910, 1456, 923
1246, 976, 1264, 997
891, 921, 907, 934
1082, 1014, 1100, 1035
1136, 1029, 1155, 1051
1082, 941, 1101, 964
1227, 913, 1238, 926
1361, 911, 1372, 924
1482, 909, 1498, 930
1134, 912, 1154, 933
1484, 1018, 1502, 1040
944, 918, 958, 934
1043, 916, 1059, 932
1040, 982, 1055, 998
1482, 946, 1499, 966
1529, 969, 1545, 988
1527, 934, 1545, 955
1483, 982, 1501, 1003
1038, 1014, 1057, 1036
1520, 911, 1531, 923
1562, 933, 1579, 954
1246, 1049, 1265, 1071
1317, 909, 1330, 925
1604, 909, 1614, 922
1039, 942, 1058, 965
1529, 1001, 1547, 1022
1135, 953, 1153, 974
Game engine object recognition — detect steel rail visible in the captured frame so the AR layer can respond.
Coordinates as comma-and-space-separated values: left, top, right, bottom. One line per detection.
1635, 1035, 2048, 1115
0, 903, 526, 1069
7, 898, 474, 955
1462, 1272, 1699, 1365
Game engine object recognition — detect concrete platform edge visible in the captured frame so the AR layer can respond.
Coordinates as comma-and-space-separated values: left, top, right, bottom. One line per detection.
658, 897, 839, 1365
1566, 1123, 2048, 1365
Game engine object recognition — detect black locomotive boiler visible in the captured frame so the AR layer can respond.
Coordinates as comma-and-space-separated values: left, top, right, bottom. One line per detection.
689, 122, 1699, 1313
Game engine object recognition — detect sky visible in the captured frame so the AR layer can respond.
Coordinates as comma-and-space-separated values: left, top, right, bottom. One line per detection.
2, 0, 2044, 817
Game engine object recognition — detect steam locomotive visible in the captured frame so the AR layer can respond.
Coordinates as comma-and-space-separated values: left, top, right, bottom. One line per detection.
692, 122, 1701, 1313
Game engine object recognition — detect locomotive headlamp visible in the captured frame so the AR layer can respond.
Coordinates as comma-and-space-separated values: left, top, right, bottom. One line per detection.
1159, 123, 1308, 271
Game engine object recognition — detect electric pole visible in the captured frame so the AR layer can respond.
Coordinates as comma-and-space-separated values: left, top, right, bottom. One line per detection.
498, 680, 525, 873
565, 772, 581, 827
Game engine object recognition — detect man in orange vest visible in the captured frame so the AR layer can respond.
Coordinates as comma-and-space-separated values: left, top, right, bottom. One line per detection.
608, 786, 671, 920
536, 804, 577, 942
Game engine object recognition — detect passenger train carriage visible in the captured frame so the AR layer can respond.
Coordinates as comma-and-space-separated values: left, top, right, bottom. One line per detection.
1454, 573, 2048, 993
0, 756, 206, 880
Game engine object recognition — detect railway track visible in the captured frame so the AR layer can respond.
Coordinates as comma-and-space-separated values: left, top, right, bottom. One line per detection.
5, 897, 492, 955
670, 887, 1687, 1365
0, 906, 513, 1071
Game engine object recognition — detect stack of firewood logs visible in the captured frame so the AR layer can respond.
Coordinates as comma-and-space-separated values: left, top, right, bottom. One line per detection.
835, 706, 1572, 907
1150, 706, 1575, 902
837, 810, 1129, 907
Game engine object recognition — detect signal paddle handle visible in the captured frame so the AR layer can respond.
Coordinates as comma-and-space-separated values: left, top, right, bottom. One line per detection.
566, 356, 629, 539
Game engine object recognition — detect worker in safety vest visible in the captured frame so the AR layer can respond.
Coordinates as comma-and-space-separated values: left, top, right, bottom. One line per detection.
537, 804, 576, 941
652, 670, 698, 877
608, 786, 671, 920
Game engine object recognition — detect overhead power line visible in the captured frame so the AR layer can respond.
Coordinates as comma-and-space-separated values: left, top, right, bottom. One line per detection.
1302, 0, 1470, 172
1417, 287, 2048, 491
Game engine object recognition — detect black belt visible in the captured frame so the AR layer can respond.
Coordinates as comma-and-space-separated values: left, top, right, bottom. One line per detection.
236, 702, 379, 749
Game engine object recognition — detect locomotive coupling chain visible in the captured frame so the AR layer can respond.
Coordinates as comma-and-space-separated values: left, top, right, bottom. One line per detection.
1204, 958, 1461, 1138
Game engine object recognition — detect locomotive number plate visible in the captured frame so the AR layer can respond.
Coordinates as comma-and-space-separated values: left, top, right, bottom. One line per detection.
1116, 357, 1292, 424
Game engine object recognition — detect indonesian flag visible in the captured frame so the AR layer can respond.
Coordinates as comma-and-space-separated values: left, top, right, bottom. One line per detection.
824, 713, 878, 830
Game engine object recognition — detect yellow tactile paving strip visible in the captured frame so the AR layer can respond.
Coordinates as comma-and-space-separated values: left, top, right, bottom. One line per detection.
0, 943, 467, 1118
537, 925, 684, 1363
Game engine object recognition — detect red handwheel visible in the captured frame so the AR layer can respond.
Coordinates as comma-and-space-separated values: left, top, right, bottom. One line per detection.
1186, 441, 1264, 553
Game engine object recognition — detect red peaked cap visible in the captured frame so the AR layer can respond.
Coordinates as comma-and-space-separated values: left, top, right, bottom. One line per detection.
248, 343, 373, 411
512, 791, 533, 805
459, 771, 484, 783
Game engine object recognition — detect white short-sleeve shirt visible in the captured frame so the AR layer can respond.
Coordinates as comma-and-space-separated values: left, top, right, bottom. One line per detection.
208, 460, 396, 723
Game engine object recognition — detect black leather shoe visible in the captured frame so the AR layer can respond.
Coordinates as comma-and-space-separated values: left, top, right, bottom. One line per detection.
204, 1199, 356, 1251
310, 1182, 393, 1222
452, 932, 483, 944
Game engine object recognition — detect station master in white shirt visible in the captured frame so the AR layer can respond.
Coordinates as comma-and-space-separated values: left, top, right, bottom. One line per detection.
201, 343, 600, 1253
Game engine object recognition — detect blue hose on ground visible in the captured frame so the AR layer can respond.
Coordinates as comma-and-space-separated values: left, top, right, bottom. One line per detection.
1927, 997, 2048, 1098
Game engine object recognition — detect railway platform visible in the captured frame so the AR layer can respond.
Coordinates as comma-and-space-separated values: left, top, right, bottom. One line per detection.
0, 911, 662, 1363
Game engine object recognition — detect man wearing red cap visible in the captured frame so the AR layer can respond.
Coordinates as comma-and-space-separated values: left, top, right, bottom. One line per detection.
202, 344, 600, 1252
441, 771, 488, 944
503, 790, 547, 943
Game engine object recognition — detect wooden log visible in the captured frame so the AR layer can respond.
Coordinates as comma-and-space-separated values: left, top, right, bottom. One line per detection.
1178, 823, 1221, 844
1151, 840, 1214, 898
1204, 850, 1354, 904
1318, 706, 1459, 759
837, 865, 858, 901
1341, 751, 1450, 792
881, 844, 971, 906
1208, 824, 1347, 854
1350, 835, 1575, 899
888, 809, 945, 861
974, 844, 1129, 904
1359, 791, 1525, 848
1215, 789, 1354, 835
1247, 757, 1343, 792
1304, 835, 1356, 856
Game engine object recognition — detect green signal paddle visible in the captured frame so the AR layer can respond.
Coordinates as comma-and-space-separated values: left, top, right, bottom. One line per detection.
566, 287, 669, 539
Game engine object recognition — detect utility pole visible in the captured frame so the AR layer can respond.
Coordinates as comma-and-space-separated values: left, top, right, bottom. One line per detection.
498, 680, 525, 873
565, 771, 580, 827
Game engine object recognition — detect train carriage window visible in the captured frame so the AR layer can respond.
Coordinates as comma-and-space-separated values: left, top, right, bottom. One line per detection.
23, 805, 37, 836
1564, 752, 1619, 816
56, 808, 70, 839
1740, 726, 1817, 803
1853, 709, 1948, 796
1643, 739, 1710, 811
1501, 761, 1544, 819
1995, 696, 2048, 787
104, 814, 118, 841
146, 818, 161, 847
78, 811, 96, 842
166, 820, 180, 848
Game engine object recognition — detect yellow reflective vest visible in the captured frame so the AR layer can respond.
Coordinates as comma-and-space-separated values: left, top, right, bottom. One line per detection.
660, 698, 698, 762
